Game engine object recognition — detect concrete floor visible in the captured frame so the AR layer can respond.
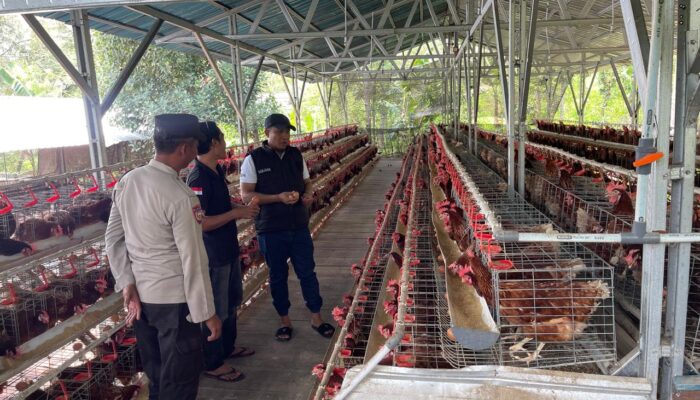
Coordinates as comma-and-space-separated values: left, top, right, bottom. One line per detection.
197, 158, 402, 400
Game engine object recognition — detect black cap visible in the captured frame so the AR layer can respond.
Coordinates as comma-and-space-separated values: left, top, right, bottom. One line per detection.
264, 113, 296, 131
154, 113, 204, 141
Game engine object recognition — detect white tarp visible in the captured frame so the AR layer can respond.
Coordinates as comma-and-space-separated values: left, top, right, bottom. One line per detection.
0, 96, 142, 152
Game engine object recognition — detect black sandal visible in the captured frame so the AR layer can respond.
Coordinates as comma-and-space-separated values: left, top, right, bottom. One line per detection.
275, 326, 293, 341
204, 366, 245, 383
312, 323, 335, 338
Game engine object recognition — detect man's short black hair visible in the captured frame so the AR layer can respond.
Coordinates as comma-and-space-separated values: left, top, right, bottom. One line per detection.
197, 121, 224, 155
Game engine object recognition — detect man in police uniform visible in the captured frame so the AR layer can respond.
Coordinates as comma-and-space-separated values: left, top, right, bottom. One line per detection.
240, 113, 335, 341
187, 121, 258, 382
106, 113, 221, 400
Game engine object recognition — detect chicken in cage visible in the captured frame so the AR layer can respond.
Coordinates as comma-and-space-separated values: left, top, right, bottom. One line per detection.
431, 131, 617, 369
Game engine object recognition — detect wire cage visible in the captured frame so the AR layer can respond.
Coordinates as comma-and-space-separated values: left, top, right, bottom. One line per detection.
434, 132, 617, 371
686, 254, 700, 370
394, 159, 453, 369
336, 152, 412, 369
0, 311, 128, 400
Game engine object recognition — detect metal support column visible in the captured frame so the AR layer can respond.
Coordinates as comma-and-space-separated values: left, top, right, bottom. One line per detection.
230, 15, 247, 144
473, 21, 484, 156
506, 0, 516, 195
661, 0, 700, 397
517, 0, 538, 196
71, 10, 107, 170
619, 0, 651, 101
637, 1, 675, 397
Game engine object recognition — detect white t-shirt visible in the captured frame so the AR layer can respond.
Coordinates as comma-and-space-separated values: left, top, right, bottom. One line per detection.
239, 152, 310, 184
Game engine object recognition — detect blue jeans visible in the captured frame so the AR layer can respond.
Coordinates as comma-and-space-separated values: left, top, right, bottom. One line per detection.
202, 259, 242, 371
257, 227, 323, 316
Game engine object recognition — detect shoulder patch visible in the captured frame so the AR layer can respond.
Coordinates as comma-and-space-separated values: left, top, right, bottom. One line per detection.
192, 204, 205, 224
191, 187, 203, 195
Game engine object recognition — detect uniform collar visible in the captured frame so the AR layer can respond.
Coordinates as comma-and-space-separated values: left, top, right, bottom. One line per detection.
149, 159, 179, 177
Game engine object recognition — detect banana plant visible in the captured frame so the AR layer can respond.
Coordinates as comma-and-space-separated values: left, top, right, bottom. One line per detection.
0, 67, 33, 96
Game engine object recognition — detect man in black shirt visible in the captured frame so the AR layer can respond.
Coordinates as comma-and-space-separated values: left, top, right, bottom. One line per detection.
240, 114, 335, 342
187, 121, 259, 382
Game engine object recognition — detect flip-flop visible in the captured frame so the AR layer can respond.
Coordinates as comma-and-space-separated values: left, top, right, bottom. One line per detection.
275, 326, 293, 341
204, 366, 245, 383
229, 346, 256, 358
312, 323, 335, 338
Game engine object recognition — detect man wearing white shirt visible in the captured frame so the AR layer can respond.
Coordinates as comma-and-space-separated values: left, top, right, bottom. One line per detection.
239, 114, 335, 342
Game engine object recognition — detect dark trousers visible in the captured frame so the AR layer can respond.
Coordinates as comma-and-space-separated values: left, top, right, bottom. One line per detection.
202, 259, 242, 371
134, 303, 203, 400
257, 227, 322, 316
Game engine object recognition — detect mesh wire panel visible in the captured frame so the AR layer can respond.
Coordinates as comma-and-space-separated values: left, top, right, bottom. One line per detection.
440, 135, 616, 370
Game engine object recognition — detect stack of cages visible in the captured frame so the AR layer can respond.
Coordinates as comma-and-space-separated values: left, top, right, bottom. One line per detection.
337, 148, 412, 369
1, 316, 129, 400
0, 162, 140, 262
437, 131, 616, 371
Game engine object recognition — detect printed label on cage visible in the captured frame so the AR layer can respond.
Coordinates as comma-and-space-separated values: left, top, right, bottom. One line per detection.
192, 205, 204, 224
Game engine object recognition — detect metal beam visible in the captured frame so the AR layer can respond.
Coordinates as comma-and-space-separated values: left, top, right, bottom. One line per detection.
71, 9, 107, 171
244, 56, 265, 109
491, 0, 508, 117
637, 1, 675, 396
100, 18, 163, 114
620, 0, 651, 101
444, 0, 460, 24
301, 0, 320, 34
610, 59, 635, 119
251, 0, 414, 61
129, 5, 322, 77
249, 0, 271, 34
155, 0, 266, 43
582, 61, 599, 110
211, 24, 476, 40
555, 0, 579, 48
22, 14, 99, 105
660, 0, 700, 397
1, 0, 188, 14
275, 0, 300, 32
194, 31, 244, 124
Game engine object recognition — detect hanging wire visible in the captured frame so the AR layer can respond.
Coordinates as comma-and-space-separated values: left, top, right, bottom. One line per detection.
344, 0, 348, 47
610, 0, 615, 32
544, 0, 551, 63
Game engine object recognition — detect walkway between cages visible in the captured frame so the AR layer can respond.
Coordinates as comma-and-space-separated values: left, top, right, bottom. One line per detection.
197, 158, 402, 400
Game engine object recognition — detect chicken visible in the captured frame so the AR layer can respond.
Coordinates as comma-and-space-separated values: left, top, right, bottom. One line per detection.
88, 383, 140, 400
378, 322, 394, 339
499, 279, 610, 341
14, 218, 61, 242
608, 188, 635, 216
392, 232, 405, 251
45, 210, 76, 238
0, 238, 33, 256
576, 208, 604, 233
0, 329, 19, 358
68, 193, 113, 225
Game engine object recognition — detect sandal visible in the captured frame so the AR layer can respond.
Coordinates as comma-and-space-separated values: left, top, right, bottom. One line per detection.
275, 326, 293, 341
312, 323, 335, 338
204, 365, 245, 383
229, 346, 255, 358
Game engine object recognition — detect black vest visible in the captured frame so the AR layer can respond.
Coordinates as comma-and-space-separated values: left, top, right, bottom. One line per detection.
251, 142, 309, 233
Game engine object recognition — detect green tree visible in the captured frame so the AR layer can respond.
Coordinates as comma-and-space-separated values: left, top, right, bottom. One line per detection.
93, 32, 279, 144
